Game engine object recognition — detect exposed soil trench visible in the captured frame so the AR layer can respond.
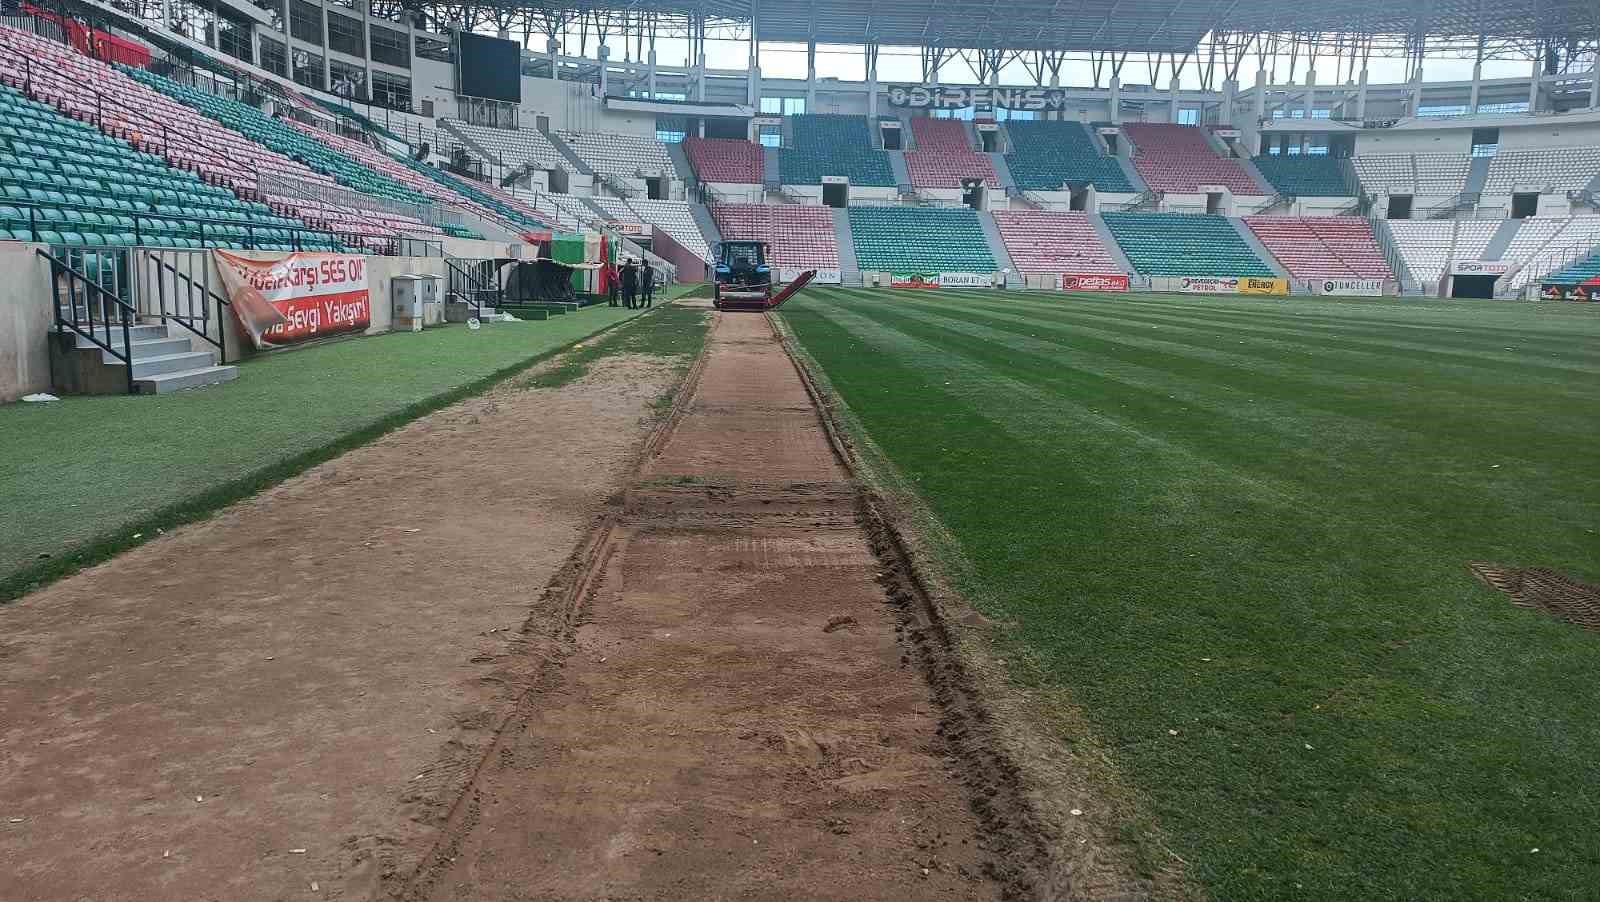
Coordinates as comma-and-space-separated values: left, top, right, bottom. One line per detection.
403, 311, 1005, 900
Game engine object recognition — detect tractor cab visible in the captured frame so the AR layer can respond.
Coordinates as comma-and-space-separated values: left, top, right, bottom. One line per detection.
711, 239, 817, 311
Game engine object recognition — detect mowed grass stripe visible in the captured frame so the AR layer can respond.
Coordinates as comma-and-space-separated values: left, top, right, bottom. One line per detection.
926, 290, 1600, 383
801, 294, 1599, 576
782, 288, 1600, 901
833, 292, 1600, 465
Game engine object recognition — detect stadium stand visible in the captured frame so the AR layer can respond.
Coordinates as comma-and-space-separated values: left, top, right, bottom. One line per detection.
1385, 220, 1501, 283
779, 114, 895, 186
446, 120, 569, 172
1352, 152, 1469, 196
849, 206, 996, 272
711, 203, 840, 269
624, 198, 711, 259
1004, 121, 1134, 192
684, 137, 763, 184
990, 210, 1123, 274
555, 129, 674, 179
1251, 155, 1349, 196
1506, 217, 1600, 289
1123, 124, 1263, 195
1101, 212, 1274, 276
1243, 216, 1393, 279
1542, 248, 1600, 285
1483, 148, 1600, 193
903, 117, 997, 189
0, 24, 432, 248
0, 83, 335, 249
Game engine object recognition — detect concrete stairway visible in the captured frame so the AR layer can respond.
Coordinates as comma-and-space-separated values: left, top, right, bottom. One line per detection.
1088, 213, 1140, 277
664, 141, 697, 186
989, 153, 1018, 194
976, 211, 1020, 285
1464, 156, 1491, 197
688, 200, 723, 250
831, 208, 862, 285
1482, 219, 1522, 260
887, 150, 913, 192
763, 149, 781, 190
542, 128, 595, 176
1229, 218, 1294, 281
53, 321, 237, 394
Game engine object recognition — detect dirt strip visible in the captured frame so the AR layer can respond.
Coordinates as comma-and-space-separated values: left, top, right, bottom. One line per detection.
402, 309, 1005, 900
0, 348, 684, 901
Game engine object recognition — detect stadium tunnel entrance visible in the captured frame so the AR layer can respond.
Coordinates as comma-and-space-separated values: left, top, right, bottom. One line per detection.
1451, 274, 1498, 299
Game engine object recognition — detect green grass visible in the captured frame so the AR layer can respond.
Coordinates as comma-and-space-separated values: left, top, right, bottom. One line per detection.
781, 287, 1600, 900
0, 304, 649, 600
520, 302, 709, 391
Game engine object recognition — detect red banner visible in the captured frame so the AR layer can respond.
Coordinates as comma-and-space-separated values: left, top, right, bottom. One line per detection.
1061, 273, 1130, 292
890, 274, 940, 289
214, 251, 371, 350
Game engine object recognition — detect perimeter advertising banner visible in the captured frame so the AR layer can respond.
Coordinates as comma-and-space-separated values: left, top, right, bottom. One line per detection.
891, 274, 941, 289
780, 268, 842, 285
1319, 278, 1384, 296
1542, 284, 1595, 302
214, 250, 371, 350
1180, 276, 1239, 294
939, 272, 992, 288
1237, 277, 1290, 295
1061, 273, 1130, 292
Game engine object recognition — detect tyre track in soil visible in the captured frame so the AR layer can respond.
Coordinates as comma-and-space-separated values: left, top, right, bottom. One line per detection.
396, 307, 1044, 900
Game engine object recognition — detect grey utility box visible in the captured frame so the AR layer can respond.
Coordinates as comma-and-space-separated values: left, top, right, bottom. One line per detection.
391, 274, 442, 332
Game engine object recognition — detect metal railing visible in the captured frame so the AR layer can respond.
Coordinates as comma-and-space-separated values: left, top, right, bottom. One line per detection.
445, 255, 501, 317
42, 244, 136, 394
1, 198, 327, 251
136, 246, 228, 363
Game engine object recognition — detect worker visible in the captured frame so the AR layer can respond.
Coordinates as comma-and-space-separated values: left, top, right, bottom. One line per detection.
641, 260, 655, 309
620, 258, 638, 309
605, 260, 620, 306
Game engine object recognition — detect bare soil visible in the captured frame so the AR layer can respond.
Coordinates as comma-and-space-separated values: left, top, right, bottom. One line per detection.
403, 312, 1002, 900
1468, 562, 1600, 631
0, 351, 680, 901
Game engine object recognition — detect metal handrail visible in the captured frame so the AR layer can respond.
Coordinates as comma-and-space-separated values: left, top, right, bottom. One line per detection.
142, 249, 229, 364
40, 245, 137, 394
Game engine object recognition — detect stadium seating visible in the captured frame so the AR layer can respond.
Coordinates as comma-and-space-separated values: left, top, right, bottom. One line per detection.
1543, 248, 1600, 285
446, 120, 569, 172
556, 129, 674, 179
1251, 155, 1349, 196
1243, 216, 1392, 279
0, 24, 429, 248
1384, 220, 1498, 284
0, 83, 335, 249
122, 66, 430, 208
1101, 212, 1274, 276
684, 137, 763, 184
624, 198, 711, 259
1123, 124, 1264, 195
1506, 217, 1600, 289
1352, 153, 1470, 196
711, 203, 840, 269
1004, 121, 1133, 193
1484, 148, 1600, 194
904, 118, 996, 189
990, 210, 1122, 274
779, 114, 895, 186
849, 206, 996, 273
392, 153, 559, 235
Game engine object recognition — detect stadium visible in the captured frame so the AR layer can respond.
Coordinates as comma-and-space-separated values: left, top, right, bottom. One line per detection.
1, 0, 1598, 896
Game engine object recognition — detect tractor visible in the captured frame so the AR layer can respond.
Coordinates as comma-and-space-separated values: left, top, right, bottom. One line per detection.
711, 239, 815, 311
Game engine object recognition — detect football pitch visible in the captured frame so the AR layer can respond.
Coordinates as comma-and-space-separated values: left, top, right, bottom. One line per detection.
780, 287, 1600, 899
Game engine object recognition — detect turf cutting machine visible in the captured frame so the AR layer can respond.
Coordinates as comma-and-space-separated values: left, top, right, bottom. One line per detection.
712, 240, 815, 311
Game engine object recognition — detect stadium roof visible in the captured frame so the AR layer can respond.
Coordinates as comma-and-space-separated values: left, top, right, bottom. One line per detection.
736, 0, 1600, 51
452, 0, 1600, 52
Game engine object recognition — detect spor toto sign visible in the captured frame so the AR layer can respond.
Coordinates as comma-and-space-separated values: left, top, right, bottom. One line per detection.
1451, 261, 1510, 276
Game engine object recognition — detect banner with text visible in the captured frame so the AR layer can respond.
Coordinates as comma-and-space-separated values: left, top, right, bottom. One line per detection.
1061, 273, 1130, 292
887, 84, 1073, 112
1542, 283, 1595, 302
1318, 278, 1384, 296
939, 272, 993, 288
1179, 276, 1240, 294
1451, 261, 1510, 276
781, 267, 842, 285
890, 273, 941, 289
1236, 276, 1290, 296
214, 250, 371, 350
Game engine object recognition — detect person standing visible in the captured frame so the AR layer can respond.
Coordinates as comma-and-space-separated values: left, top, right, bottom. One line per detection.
621, 259, 638, 310
605, 260, 620, 306
641, 260, 655, 309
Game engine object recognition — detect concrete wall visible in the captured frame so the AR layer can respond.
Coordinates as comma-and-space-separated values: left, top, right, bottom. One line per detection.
0, 242, 54, 402
1356, 128, 1477, 156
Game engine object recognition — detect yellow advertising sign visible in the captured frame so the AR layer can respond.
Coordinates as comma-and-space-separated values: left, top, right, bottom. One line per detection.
1237, 277, 1289, 296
